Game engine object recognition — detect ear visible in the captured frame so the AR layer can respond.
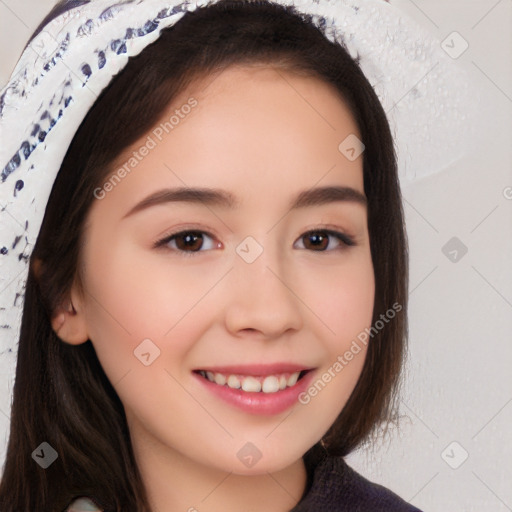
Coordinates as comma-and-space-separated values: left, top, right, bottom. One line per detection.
33, 257, 89, 345
50, 289, 89, 345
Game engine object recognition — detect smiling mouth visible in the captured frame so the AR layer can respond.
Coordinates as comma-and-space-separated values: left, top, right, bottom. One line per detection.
194, 369, 311, 393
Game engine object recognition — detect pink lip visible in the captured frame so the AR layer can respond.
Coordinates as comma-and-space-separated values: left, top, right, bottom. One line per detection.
194, 363, 313, 376
192, 366, 316, 416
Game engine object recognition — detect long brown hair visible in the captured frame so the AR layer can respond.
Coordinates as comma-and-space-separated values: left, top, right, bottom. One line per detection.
0, 1, 408, 510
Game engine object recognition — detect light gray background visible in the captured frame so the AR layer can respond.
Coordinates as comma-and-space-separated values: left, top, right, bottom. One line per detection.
0, 1, 511, 511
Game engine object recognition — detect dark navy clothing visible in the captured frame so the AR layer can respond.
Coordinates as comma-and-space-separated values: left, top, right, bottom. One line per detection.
291, 444, 423, 512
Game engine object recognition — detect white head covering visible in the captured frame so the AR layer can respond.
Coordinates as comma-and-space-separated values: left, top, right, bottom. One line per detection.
0, 0, 479, 363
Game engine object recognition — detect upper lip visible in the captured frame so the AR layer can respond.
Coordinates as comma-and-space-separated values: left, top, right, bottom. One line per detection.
193, 363, 314, 376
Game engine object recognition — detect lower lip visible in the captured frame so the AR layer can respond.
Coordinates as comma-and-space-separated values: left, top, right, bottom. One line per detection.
193, 370, 315, 416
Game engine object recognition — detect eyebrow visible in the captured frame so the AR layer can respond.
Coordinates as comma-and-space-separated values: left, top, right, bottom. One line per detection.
122, 185, 367, 219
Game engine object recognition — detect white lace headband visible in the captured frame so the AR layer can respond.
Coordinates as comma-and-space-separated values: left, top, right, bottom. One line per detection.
0, 0, 478, 360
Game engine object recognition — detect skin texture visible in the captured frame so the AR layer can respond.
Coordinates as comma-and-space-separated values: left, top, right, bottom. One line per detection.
51, 65, 375, 512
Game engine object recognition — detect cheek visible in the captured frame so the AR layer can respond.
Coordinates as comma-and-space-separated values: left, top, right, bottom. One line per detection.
298, 251, 375, 388
79, 237, 222, 380
293, 253, 374, 422
302, 251, 375, 346
79, 241, 217, 436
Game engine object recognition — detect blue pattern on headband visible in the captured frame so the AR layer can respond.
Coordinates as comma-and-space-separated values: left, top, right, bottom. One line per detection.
0, 1, 193, 184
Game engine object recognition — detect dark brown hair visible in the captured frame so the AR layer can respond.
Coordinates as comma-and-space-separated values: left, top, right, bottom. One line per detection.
0, 0, 408, 510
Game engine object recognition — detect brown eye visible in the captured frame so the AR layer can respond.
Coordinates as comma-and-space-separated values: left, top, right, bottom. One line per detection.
155, 230, 218, 254
303, 232, 329, 250
296, 230, 355, 252
174, 232, 204, 252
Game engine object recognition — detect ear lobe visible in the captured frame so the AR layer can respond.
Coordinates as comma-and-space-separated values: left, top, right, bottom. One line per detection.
51, 287, 89, 346
51, 299, 89, 345
51, 302, 89, 345
33, 257, 89, 345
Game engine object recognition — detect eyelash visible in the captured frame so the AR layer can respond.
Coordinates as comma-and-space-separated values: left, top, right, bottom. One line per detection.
153, 228, 356, 256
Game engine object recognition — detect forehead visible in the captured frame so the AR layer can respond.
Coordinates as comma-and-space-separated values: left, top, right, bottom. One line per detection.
184, 63, 360, 138
98, 64, 364, 213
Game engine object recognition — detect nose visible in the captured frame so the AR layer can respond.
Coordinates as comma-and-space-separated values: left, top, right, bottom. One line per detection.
223, 243, 304, 340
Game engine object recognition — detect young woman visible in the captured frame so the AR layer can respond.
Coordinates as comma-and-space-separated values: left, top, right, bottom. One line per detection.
0, 0, 419, 510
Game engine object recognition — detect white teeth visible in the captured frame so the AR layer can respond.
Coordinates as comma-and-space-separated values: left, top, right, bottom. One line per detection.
287, 372, 300, 387
214, 373, 226, 386
199, 370, 305, 392
227, 375, 241, 389
241, 376, 262, 393
262, 375, 280, 393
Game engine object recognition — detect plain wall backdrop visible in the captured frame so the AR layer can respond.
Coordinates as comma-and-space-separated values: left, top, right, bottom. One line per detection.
1, 1, 511, 511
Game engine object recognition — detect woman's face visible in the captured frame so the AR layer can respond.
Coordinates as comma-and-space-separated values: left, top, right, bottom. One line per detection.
68, 65, 374, 475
